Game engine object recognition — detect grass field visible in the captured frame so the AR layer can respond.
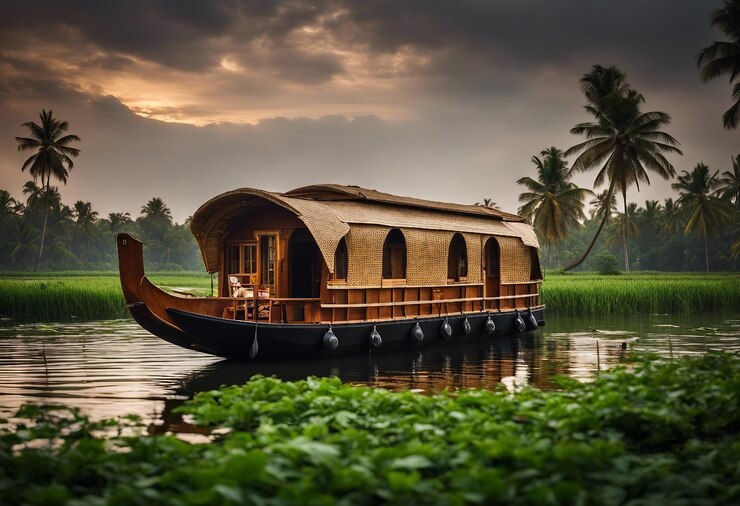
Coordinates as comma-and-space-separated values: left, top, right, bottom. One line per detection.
0, 272, 211, 321
542, 271, 740, 316
0, 271, 738, 321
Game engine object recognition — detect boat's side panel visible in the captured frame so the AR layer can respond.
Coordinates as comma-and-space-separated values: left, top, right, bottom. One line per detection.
167, 307, 545, 361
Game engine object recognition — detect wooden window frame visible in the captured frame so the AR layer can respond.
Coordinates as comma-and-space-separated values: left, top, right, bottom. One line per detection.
255, 230, 280, 296
224, 240, 258, 284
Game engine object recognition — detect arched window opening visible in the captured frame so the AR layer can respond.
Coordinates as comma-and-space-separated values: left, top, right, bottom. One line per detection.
484, 237, 501, 300
530, 247, 542, 280
382, 229, 407, 279
447, 233, 468, 281
334, 237, 348, 280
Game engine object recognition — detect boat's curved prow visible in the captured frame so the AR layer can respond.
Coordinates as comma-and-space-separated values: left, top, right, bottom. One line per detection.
116, 233, 145, 304
116, 233, 221, 356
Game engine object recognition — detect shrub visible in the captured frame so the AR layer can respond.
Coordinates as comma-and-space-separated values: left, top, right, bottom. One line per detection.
593, 250, 621, 275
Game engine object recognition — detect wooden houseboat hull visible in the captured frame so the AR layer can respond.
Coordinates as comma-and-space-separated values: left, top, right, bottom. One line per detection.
166, 307, 545, 360
117, 232, 544, 361
118, 183, 548, 361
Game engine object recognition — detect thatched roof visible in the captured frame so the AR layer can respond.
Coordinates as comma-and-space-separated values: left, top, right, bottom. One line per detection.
190, 185, 537, 274
284, 184, 525, 222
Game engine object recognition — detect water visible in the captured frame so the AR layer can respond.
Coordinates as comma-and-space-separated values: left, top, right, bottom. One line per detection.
1, 313, 738, 433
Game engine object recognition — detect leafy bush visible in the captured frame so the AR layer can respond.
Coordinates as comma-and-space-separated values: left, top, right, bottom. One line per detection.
1, 353, 739, 505
593, 250, 621, 275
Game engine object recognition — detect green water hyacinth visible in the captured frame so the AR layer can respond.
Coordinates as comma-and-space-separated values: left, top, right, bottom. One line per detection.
1, 353, 739, 505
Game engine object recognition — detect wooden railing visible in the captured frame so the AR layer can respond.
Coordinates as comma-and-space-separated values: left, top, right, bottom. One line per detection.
323, 281, 541, 322
220, 281, 541, 324
224, 296, 321, 323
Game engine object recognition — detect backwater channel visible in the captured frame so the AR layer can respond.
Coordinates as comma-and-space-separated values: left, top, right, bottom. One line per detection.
1, 312, 738, 434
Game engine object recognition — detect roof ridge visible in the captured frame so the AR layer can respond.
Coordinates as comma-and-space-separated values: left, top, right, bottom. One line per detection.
283, 184, 525, 222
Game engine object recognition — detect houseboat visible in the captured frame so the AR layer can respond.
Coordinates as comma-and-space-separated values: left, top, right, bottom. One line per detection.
117, 184, 544, 360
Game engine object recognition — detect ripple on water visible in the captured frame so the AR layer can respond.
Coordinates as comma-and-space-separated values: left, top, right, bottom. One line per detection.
0, 312, 738, 431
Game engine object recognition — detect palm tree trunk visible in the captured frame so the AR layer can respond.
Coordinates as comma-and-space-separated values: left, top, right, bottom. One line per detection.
33, 181, 49, 272
49, 222, 56, 269
704, 233, 709, 272
563, 206, 610, 271
621, 190, 630, 272
563, 182, 616, 272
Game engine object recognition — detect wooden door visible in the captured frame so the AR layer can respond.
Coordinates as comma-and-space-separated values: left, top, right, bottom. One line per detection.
257, 233, 278, 296
484, 238, 500, 309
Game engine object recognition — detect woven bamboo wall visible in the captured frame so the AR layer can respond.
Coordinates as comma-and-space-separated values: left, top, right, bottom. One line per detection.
495, 236, 532, 283
462, 232, 482, 283
402, 228, 453, 285
345, 224, 389, 286
342, 226, 534, 287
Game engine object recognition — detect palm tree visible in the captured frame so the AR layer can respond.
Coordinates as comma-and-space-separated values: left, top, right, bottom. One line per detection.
639, 200, 662, 232
564, 65, 682, 271
715, 154, 739, 209
107, 212, 133, 233
671, 163, 732, 271
8, 222, 39, 269
697, 0, 740, 129
15, 109, 81, 270
475, 198, 498, 208
517, 147, 592, 267
640, 199, 662, 232
606, 202, 639, 253
73, 200, 98, 261
588, 189, 617, 221
139, 197, 173, 241
662, 198, 683, 235
48, 202, 73, 268
22, 180, 44, 211
0, 190, 19, 224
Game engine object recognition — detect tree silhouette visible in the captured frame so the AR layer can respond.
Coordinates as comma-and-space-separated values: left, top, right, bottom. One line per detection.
698, 0, 740, 129
565, 65, 681, 271
672, 163, 731, 271
15, 110, 80, 270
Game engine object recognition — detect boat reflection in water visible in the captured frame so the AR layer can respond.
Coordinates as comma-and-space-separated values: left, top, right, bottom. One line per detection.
156, 333, 626, 434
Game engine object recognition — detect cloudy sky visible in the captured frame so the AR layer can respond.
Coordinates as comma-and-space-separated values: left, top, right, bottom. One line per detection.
1, 0, 737, 222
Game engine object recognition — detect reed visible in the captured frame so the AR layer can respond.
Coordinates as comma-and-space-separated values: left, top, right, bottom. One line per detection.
0, 273, 211, 321
541, 272, 740, 316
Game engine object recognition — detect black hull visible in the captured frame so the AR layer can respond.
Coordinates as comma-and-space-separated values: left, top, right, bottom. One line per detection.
167, 307, 545, 360
127, 302, 221, 356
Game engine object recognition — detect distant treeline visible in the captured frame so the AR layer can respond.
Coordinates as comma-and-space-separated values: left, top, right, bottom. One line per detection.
1, 182, 738, 272
537, 199, 738, 272
0, 186, 202, 271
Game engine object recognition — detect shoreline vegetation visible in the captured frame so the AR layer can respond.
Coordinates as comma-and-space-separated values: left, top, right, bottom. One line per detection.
0, 271, 738, 322
1, 353, 738, 504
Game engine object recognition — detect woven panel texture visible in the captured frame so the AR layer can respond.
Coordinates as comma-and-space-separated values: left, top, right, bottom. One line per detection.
346, 224, 389, 286
402, 228, 453, 285
462, 232, 482, 283
495, 236, 532, 283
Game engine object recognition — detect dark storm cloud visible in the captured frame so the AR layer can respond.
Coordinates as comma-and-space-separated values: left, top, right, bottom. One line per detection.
0, 1, 717, 85
0, 0, 737, 224
80, 54, 135, 71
